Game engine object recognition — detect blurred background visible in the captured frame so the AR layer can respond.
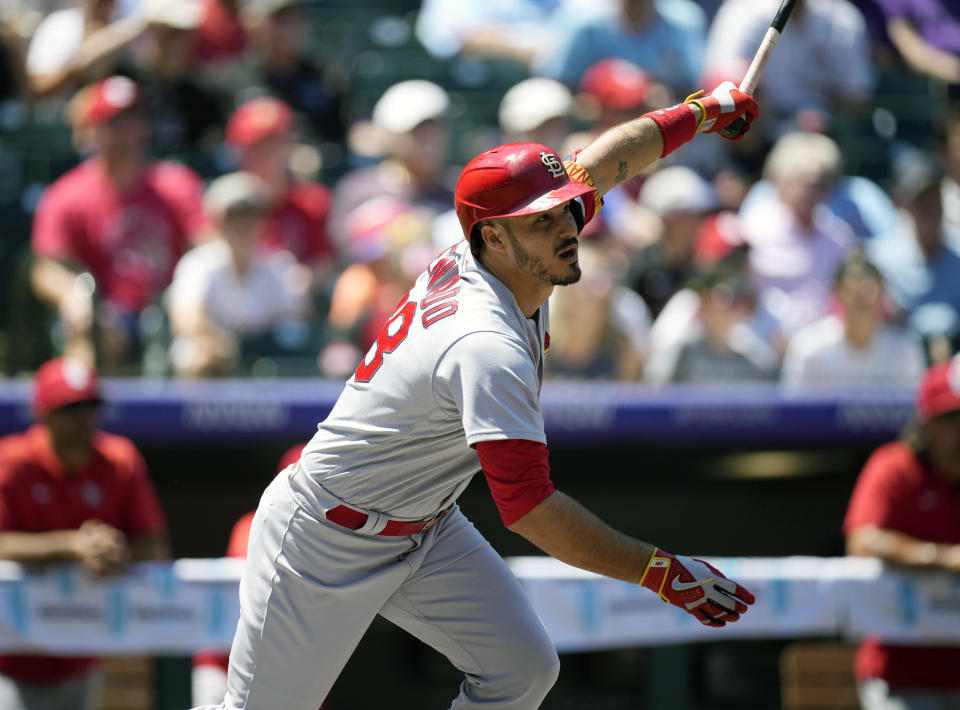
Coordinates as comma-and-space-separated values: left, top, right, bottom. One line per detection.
0, 0, 958, 707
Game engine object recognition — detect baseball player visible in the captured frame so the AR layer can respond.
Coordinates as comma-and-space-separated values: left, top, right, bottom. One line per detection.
196, 81, 759, 710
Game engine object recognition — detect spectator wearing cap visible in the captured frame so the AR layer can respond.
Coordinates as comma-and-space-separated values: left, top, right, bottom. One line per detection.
535, 0, 707, 94
630, 165, 719, 318
844, 356, 960, 710
167, 172, 311, 377
867, 149, 960, 358
25, 0, 202, 98
498, 77, 573, 153
576, 58, 666, 133
204, 0, 346, 154
226, 97, 336, 287
330, 80, 454, 249
663, 263, 779, 383
704, 0, 873, 129
0, 357, 169, 710
645, 238, 785, 384
781, 253, 926, 388
322, 196, 437, 377
29, 75, 206, 370
739, 131, 856, 338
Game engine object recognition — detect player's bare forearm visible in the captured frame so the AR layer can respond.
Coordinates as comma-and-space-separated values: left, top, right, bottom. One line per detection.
847, 525, 960, 572
575, 104, 703, 198
508, 490, 656, 583
887, 19, 960, 84
30, 258, 81, 307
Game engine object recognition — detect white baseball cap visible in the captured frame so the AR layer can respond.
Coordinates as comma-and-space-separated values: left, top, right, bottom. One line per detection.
203, 172, 272, 219
499, 78, 573, 134
640, 166, 717, 215
372, 80, 449, 134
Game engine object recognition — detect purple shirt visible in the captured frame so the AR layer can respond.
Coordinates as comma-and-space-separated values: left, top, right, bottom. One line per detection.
873, 0, 960, 54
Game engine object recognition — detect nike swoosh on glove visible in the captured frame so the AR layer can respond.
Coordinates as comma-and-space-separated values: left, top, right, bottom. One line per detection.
639, 547, 755, 627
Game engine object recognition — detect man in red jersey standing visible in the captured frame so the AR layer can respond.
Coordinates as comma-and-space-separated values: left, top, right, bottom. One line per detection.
845, 357, 960, 710
0, 357, 170, 710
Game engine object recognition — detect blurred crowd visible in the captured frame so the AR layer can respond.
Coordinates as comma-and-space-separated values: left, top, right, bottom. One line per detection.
0, 0, 957, 388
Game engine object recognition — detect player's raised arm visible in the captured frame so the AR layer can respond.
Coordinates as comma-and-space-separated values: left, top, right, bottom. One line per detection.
575, 82, 759, 198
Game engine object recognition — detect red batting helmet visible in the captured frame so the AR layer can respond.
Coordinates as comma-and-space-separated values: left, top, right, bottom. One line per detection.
917, 357, 960, 422
454, 143, 596, 239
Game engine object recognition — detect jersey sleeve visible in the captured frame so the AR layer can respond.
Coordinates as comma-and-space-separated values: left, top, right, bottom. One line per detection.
842, 445, 909, 535
475, 439, 555, 526
564, 157, 602, 227
433, 332, 546, 446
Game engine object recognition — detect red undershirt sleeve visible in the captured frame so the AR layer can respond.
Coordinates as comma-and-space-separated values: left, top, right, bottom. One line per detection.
474, 439, 555, 527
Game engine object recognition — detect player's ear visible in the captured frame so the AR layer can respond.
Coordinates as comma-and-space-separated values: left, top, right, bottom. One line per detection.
479, 222, 506, 253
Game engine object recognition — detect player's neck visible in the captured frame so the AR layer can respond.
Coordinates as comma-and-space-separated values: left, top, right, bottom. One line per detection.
843, 312, 875, 349
48, 436, 92, 473
480, 253, 552, 318
99, 153, 144, 192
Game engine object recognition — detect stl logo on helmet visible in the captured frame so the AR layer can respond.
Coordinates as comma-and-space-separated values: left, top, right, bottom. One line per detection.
539, 152, 565, 179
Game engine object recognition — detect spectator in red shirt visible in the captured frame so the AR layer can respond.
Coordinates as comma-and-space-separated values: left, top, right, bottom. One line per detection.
226, 97, 336, 289
844, 357, 960, 710
0, 357, 170, 710
29, 75, 205, 370
192, 443, 307, 707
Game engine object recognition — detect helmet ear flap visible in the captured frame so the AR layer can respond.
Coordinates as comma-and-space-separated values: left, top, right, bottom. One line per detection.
569, 198, 585, 234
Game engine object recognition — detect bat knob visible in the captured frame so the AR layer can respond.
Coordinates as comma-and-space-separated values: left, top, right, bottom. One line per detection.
719, 117, 748, 139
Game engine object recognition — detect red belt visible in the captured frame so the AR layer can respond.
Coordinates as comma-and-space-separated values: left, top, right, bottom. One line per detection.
325, 505, 450, 536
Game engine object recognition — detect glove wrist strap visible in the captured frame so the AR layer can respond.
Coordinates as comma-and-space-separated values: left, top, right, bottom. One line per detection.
638, 547, 675, 602
683, 90, 709, 131
643, 104, 698, 158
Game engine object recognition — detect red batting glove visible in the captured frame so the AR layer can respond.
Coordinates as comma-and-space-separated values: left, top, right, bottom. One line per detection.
639, 548, 755, 627
684, 81, 758, 141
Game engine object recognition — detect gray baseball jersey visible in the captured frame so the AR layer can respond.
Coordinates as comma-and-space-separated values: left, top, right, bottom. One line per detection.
290, 239, 549, 520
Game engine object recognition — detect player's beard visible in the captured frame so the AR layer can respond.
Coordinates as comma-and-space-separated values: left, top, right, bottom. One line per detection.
504, 225, 581, 286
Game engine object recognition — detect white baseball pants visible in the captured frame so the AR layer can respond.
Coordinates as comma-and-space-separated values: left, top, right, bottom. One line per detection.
194, 472, 559, 710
